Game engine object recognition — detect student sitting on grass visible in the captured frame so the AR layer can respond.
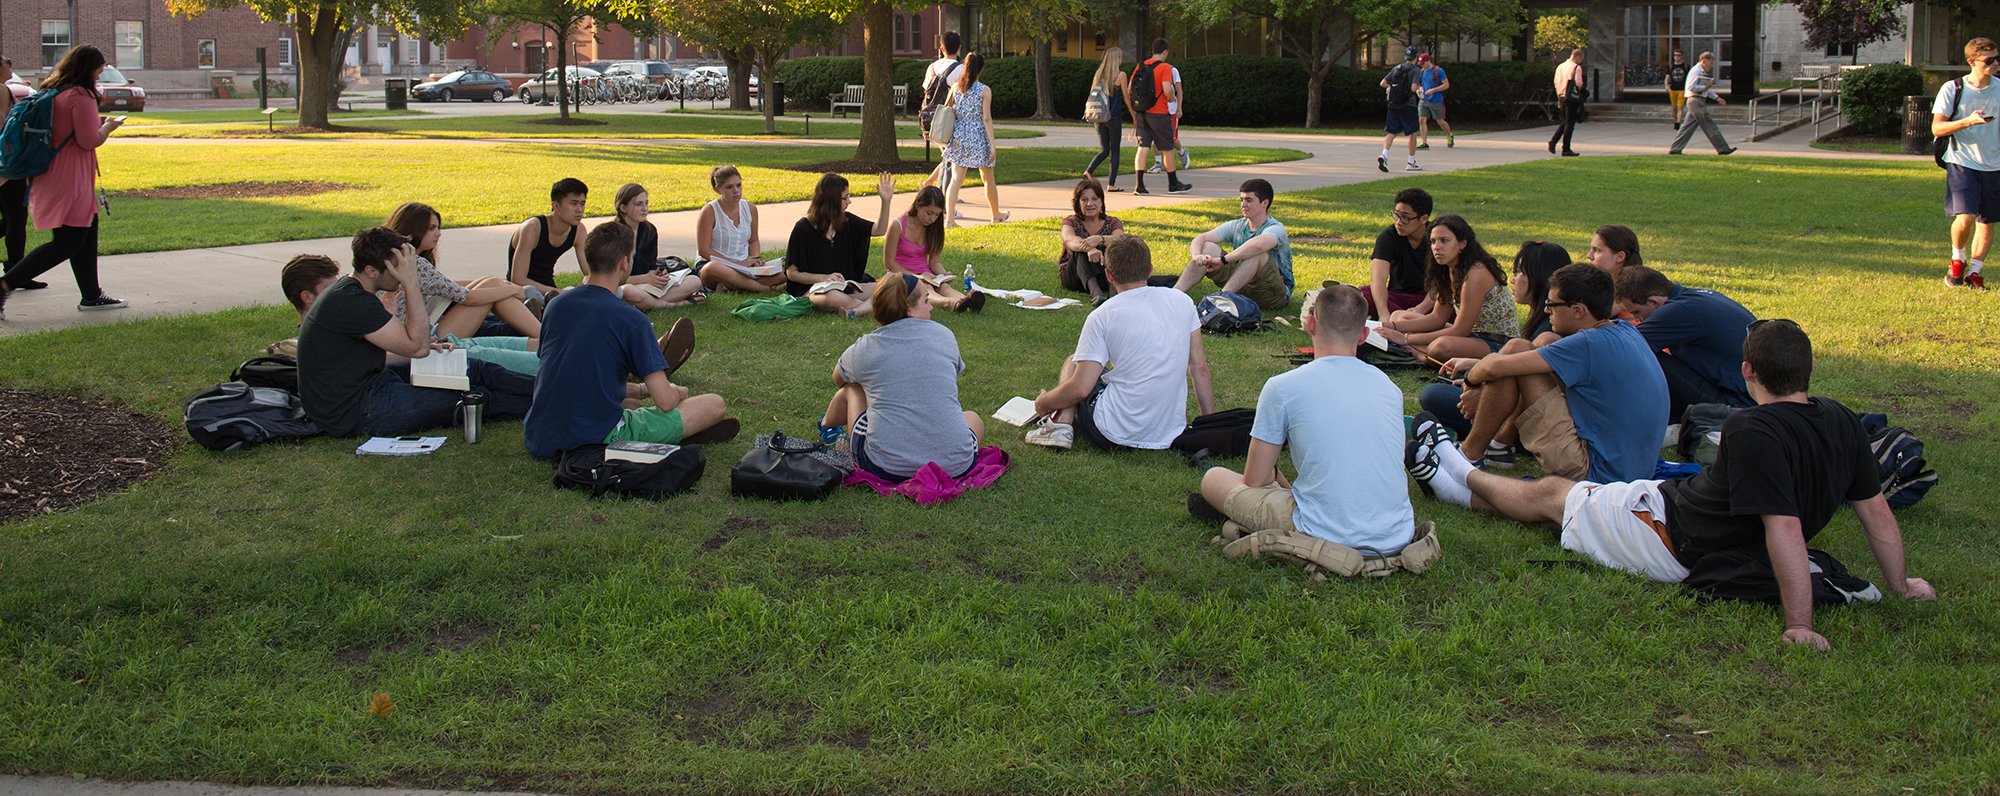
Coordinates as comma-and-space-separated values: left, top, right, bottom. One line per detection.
695, 165, 786, 294
786, 172, 895, 318
883, 186, 984, 313
1510, 240, 1573, 343
1407, 319, 1937, 651
612, 182, 706, 310
384, 202, 543, 345
1616, 265, 1756, 419
1584, 223, 1642, 282
505, 177, 589, 304
277, 253, 540, 376
1379, 214, 1517, 361
1169, 178, 1294, 312
1027, 234, 1215, 451
1422, 264, 1667, 480
524, 222, 737, 461
1196, 284, 1437, 572
1357, 187, 1434, 320
1057, 177, 1125, 306
297, 228, 535, 437
818, 275, 984, 482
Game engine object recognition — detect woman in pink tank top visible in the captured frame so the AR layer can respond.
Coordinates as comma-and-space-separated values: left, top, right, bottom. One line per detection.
0, 45, 126, 320
882, 187, 983, 313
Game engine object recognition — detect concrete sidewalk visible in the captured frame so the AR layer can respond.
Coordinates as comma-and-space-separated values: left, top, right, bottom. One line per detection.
0, 118, 1918, 337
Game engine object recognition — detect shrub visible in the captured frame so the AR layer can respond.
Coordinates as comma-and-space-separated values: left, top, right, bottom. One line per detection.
1177, 55, 1311, 126
1436, 61, 1557, 120
772, 56, 936, 114
979, 56, 1097, 118
1840, 62, 1925, 135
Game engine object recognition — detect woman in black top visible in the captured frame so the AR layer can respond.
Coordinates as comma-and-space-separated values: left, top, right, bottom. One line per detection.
1082, 48, 1130, 192
786, 172, 894, 317
613, 182, 703, 310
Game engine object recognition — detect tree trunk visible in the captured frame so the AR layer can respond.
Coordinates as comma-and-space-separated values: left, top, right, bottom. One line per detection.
854, 0, 899, 163
555, 23, 571, 121
760, 48, 779, 134
723, 47, 753, 111
1305, 69, 1325, 128
1030, 39, 1056, 120
326, 26, 353, 117
293, 6, 343, 130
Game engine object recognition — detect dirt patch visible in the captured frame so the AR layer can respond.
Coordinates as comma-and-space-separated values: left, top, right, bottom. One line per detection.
118, 180, 357, 200
703, 515, 768, 551
0, 389, 177, 525
1073, 554, 1149, 592
426, 622, 496, 653
524, 117, 609, 126
335, 622, 496, 667
800, 517, 865, 540
787, 159, 940, 175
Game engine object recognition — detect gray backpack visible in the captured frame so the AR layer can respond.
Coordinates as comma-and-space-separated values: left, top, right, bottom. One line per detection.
183, 381, 322, 452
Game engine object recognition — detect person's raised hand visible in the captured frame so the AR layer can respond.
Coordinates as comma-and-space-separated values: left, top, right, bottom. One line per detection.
1781, 626, 1830, 651
877, 171, 894, 197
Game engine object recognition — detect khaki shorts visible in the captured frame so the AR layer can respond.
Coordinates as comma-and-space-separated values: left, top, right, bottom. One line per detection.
1518, 385, 1590, 480
1210, 259, 1290, 311
1668, 89, 1686, 109
1223, 484, 1297, 533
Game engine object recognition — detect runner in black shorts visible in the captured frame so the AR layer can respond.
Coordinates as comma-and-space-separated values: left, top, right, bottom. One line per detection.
1378, 46, 1423, 172
1125, 38, 1191, 195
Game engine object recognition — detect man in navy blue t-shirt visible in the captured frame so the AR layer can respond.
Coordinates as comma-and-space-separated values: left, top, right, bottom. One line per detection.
524, 222, 736, 460
1616, 265, 1756, 418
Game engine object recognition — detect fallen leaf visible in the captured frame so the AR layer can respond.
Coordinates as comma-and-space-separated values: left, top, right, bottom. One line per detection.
369, 691, 394, 718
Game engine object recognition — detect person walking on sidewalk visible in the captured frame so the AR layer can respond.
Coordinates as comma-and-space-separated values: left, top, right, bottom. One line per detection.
1934, 37, 2000, 290
1549, 48, 1585, 157
1416, 53, 1454, 151
941, 53, 1009, 226
1668, 51, 1737, 156
1125, 38, 1192, 195
1667, 50, 1690, 131
1082, 47, 1129, 193
1379, 46, 1424, 172
0, 55, 36, 291
0, 45, 127, 321
919, 31, 966, 194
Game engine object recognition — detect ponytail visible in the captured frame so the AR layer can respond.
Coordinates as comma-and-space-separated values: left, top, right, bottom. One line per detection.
871, 274, 917, 326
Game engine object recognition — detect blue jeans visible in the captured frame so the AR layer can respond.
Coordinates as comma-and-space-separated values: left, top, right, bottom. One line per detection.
1416, 381, 1472, 438
356, 361, 535, 437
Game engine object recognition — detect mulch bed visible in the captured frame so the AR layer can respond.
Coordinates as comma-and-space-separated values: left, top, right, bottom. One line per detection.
0, 389, 178, 525
788, 160, 942, 175
118, 181, 357, 200
524, 117, 609, 126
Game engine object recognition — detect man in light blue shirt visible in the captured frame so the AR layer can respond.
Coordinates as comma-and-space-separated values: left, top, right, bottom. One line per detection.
1933, 36, 2000, 289
1668, 51, 1736, 156
1171, 178, 1294, 311
1198, 284, 1424, 560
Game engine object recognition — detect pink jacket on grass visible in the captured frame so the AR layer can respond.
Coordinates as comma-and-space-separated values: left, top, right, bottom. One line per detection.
844, 446, 1010, 505
31, 87, 107, 230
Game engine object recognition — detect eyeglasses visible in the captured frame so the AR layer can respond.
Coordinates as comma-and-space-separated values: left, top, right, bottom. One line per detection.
1392, 209, 1423, 224
1544, 298, 1577, 309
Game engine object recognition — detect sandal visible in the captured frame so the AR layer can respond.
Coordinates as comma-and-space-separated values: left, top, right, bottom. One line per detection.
1106, 185, 1124, 192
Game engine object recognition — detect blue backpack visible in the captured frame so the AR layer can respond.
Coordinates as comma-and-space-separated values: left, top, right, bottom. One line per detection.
1859, 413, 1939, 509
1197, 291, 1262, 334
0, 89, 74, 180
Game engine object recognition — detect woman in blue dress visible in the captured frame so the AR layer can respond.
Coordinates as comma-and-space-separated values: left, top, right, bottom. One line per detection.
942, 53, 1009, 227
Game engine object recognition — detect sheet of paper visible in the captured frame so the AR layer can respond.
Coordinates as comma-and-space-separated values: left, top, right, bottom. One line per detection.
1012, 297, 1081, 310
409, 347, 470, 390
992, 396, 1040, 427
356, 436, 446, 456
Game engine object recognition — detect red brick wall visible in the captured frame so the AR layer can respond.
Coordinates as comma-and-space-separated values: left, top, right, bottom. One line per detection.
3, 0, 294, 72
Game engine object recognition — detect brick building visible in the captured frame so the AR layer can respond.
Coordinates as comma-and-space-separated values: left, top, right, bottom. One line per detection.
0, 0, 290, 73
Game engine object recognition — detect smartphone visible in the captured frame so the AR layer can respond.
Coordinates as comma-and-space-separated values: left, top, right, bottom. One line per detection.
112, 115, 127, 123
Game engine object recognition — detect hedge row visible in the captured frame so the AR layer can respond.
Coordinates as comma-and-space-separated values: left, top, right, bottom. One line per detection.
772, 55, 1556, 126
1839, 62, 1925, 136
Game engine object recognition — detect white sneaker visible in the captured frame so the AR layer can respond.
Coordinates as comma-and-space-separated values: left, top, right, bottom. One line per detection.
1148, 162, 1165, 174
1405, 160, 1423, 171
1025, 420, 1074, 450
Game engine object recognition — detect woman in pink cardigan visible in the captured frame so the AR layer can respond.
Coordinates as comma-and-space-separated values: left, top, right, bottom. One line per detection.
0, 45, 125, 320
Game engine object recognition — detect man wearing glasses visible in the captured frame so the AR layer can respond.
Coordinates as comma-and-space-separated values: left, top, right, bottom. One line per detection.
1416, 264, 1665, 483
1933, 37, 2000, 290
1407, 319, 1937, 651
1361, 187, 1432, 321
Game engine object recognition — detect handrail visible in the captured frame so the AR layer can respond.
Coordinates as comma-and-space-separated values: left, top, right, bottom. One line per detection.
1747, 72, 1841, 139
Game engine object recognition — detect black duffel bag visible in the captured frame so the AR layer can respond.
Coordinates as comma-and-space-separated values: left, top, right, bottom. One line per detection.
553, 443, 706, 500
729, 431, 854, 501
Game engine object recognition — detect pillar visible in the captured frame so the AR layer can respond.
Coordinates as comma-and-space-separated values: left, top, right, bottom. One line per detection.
1586, 0, 1617, 100
1730, 0, 1759, 101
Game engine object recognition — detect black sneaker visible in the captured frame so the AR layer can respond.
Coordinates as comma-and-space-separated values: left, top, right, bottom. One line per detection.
78, 293, 128, 311
1483, 443, 1517, 469
1134, 184, 1151, 196
0, 285, 9, 321
6, 276, 49, 290
1167, 182, 1193, 194
1186, 492, 1229, 527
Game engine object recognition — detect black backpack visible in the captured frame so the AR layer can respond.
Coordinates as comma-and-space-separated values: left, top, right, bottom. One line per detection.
232, 354, 299, 394
1859, 414, 1939, 509
1935, 78, 1963, 169
183, 381, 322, 452
919, 54, 964, 128
1128, 60, 1162, 112
1171, 408, 1256, 459
553, 443, 707, 500
1196, 291, 1262, 334
1384, 62, 1417, 107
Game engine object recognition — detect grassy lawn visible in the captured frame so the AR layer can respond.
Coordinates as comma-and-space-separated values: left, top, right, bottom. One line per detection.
998, 117, 1488, 138
113, 112, 1043, 141
66, 142, 1304, 255
1809, 134, 1908, 155
120, 109, 430, 126
2, 156, 1995, 794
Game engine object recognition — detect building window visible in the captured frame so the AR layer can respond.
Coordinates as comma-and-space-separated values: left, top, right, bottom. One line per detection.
41, 20, 71, 67
1826, 42, 1856, 58
115, 21, 146, 69
893, 15, 907, 52
278, 37, 295, 67
404, 38, 421, 64
198, 39, 217, 69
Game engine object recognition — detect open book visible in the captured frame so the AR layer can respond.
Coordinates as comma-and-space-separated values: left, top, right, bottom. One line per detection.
1363, 320, 1390, 351
409, 347, 470, 391
606, 440, 681, 463
808, 279, 865, 296
992, 396, 1040, 427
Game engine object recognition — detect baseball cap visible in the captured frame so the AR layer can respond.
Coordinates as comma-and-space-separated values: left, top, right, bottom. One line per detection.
1416, 53, 1432, 64
1405, 46, 1420, 60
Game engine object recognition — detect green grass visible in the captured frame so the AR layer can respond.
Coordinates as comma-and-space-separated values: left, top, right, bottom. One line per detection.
3, 156, 1996, 794
1809, 134, 1907, 155
66, 142, 1304, 254
114, 112, 1044, 141
999, 117, 1487, 137
119, 108, 429, 126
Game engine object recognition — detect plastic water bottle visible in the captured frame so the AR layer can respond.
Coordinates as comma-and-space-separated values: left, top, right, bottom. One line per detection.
962, 265, 976, 292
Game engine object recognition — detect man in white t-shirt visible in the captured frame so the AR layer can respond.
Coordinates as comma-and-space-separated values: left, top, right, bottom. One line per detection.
920, 31, 966, 192
1028, 234, 1215, 451
1934, 36, 2000, 290
1197, 284, 1429, 564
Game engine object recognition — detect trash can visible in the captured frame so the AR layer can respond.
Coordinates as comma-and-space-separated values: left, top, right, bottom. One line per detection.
771, 80, 785, 116
385, 78, 408, 110
1902, 95, 1934, 156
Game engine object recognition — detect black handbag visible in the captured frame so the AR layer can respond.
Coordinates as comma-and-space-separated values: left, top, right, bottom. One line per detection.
553, 443, 706, 500
730, 431, 854, 501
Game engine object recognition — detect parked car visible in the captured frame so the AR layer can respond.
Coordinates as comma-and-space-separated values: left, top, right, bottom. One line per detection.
516, 66, 602, 104
97, 66, 146, 112
689, 65, 757, 96
604, 60, 675, 99
411, 69, 512, 102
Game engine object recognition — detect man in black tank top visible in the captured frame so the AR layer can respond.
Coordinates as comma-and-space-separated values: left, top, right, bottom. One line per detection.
507, 178, 589, 302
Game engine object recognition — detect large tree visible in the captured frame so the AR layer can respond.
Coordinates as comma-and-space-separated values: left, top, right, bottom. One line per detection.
165, 0, 473, 129
989, 0, 1094, 120
1790, 0, 1903, 64
803, 0, 928, 163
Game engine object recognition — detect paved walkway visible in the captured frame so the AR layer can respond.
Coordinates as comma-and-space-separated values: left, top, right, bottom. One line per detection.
0, 117, 1916, 336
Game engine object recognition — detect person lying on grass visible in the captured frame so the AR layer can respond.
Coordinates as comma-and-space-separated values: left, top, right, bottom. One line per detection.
818, 274, 984, 482
695, 165, 786, 294
786, 172, 895, 318
882, 186, 984, 314
297, 228, 535, 437
1168, 178, 1294, 312
277, 253, 540, 376
1406, 318, 1937, 651
613, 182, 706, 310
1196, 283, 1436, 572
1027, 233, 1214, 451
524, 221, 738, 461
505, 177, 589, 305
384, 202, 544, 345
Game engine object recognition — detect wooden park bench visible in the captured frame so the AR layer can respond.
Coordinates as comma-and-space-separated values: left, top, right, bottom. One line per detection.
829, 83, 909, 117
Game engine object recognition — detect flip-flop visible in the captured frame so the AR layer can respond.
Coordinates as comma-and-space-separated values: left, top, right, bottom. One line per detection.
657, 317, 695, 375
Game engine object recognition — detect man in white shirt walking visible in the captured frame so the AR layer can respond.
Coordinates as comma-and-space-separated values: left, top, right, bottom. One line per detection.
1668, 51, 1736, 156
